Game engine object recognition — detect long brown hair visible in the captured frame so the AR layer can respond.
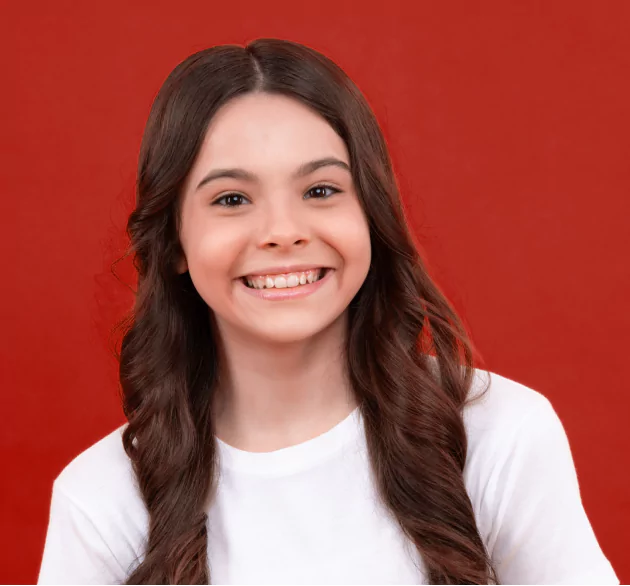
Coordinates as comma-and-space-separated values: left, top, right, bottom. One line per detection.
116, 38, 498, 584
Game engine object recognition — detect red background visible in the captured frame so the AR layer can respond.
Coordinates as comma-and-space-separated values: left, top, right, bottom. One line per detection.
1, 1, 628, 583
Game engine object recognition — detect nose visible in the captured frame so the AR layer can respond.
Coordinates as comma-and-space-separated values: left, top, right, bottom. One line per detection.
257, 203, 310, 250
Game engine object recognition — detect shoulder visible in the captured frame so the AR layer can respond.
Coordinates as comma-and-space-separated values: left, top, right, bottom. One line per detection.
463, 367, 555, 444
461, 367, 565, 479
424, 355, 555, 442
458, 369, 619, 583
52, 423, 145, 522
39, 425, 148, 583
456, 365, 571, 500
460, 367, 570, 536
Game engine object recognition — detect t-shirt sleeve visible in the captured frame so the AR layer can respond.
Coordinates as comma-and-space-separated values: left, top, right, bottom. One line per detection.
38, 481, 129, 585
486, 396, 619, 585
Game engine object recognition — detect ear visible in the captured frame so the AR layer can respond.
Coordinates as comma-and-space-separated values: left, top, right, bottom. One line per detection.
176, 256, 188, 274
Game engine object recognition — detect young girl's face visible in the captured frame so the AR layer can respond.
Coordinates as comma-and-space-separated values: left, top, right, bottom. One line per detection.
177, 92, 371, 344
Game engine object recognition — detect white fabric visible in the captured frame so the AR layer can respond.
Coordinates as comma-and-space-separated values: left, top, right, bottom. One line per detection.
38, 368, 620, 584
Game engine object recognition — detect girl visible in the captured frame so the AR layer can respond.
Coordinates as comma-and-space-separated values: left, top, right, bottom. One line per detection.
38, 38, 619, 584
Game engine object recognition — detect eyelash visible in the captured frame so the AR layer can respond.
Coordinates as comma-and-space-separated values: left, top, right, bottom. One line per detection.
211, 184, 341, 208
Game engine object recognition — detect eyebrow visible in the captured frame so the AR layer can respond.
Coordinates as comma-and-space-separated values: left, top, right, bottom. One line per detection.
195, 157, 351, 191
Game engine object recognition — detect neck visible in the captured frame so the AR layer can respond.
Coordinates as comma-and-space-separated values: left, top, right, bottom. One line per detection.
211, 312, 357, 452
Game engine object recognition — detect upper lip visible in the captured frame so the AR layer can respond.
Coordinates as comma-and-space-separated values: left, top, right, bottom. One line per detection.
239, 264, 330, 278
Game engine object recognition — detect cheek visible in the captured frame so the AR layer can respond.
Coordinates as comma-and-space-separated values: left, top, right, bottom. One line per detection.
185, 222, 247, 307
190, 223, 244, 273
323, 204, 371, 274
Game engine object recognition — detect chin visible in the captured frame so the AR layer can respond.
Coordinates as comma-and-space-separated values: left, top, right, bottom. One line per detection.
254, 326, 329, 346
248, 314, 345, 346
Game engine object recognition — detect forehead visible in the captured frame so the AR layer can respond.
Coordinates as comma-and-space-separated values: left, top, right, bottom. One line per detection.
190, 93, 349, 177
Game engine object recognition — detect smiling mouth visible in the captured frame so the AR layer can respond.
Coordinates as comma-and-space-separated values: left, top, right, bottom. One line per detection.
241, 268, 330, 290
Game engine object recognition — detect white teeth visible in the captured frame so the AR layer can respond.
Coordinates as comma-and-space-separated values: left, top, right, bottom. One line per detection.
245, 269, 326, 289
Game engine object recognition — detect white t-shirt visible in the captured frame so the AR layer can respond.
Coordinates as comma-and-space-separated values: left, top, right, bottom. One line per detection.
37, 368, 619, 585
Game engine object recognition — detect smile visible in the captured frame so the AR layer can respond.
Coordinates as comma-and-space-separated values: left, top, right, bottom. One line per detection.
242, 268, 329, 290
237, 268, 334, 301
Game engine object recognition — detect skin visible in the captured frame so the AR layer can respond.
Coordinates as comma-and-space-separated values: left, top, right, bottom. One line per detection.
176, 92, 371, 452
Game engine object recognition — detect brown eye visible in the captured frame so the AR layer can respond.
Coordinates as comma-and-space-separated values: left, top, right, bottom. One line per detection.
213, 193, 250, 207
304, 184, 341, 200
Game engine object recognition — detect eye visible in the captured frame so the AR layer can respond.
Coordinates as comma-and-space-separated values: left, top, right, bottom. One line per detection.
212, 193, 250, 207
304, 184, 341, 200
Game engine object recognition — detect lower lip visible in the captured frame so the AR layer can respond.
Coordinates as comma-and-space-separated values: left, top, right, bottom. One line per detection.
236, 269, 334, 301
